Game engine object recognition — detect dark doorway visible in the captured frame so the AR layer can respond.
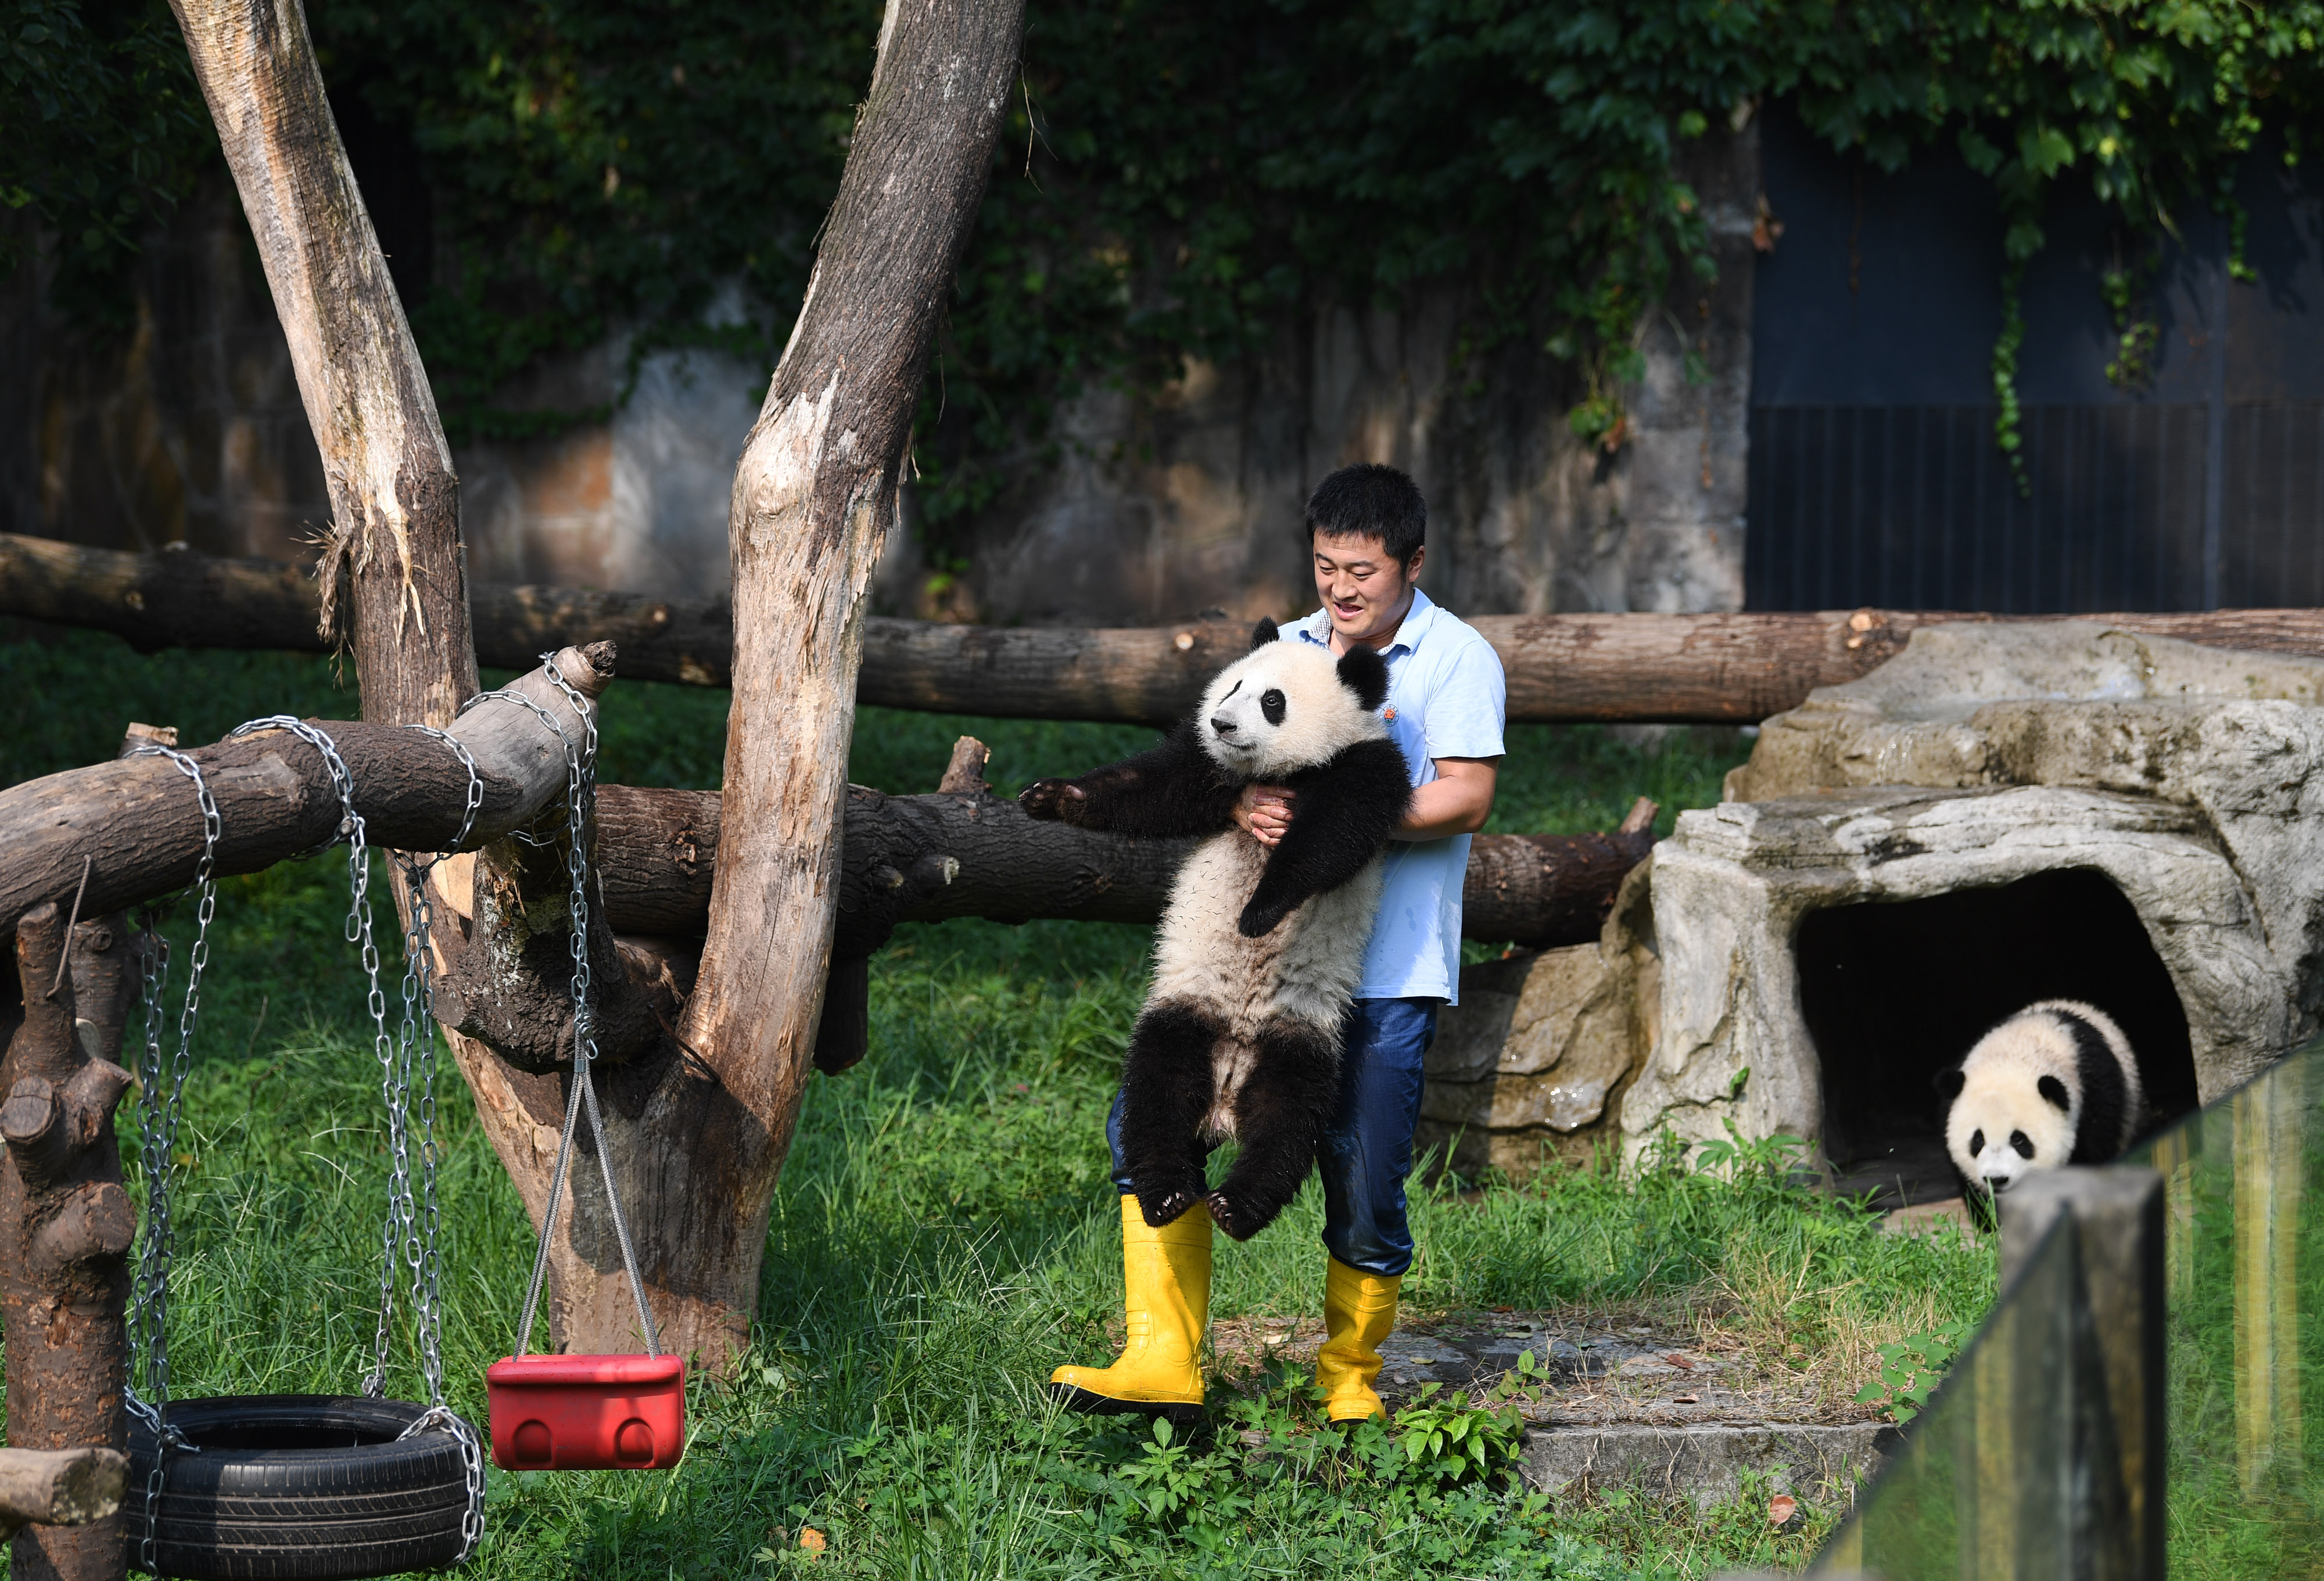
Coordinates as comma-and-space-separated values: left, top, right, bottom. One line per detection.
1795, 868, 2197, 1208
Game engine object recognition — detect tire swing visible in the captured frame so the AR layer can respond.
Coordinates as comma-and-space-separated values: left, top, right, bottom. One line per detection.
124, 717, 489, 1580
478, 667, 685, 1472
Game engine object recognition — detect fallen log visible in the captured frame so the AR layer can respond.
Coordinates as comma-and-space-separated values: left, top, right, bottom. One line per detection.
0, 646, 611, 939
17, 533, 2324, 724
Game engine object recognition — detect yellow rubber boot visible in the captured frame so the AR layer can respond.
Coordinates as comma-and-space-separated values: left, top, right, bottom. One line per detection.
1315, 1258, 1401, 1422
1050, 1196, 1210, 1422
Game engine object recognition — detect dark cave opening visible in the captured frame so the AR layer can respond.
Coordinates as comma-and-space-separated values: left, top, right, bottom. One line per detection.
1795, 868, 2199, 1208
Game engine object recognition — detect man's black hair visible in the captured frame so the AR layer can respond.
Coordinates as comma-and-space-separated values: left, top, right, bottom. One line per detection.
1305, 463, 1425, 569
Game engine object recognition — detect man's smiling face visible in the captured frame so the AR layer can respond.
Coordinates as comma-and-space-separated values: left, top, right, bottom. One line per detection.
1312, 531, 1421, 649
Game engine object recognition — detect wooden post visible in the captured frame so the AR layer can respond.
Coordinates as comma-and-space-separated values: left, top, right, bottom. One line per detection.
658, 0, 1024, 1365
0, 905, 139, 1581
2232, 1058, 2304, 1495
2000, 1166, 2167, 1580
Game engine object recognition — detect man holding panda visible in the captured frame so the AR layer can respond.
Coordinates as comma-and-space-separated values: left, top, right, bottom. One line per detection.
1050, 463, 1507, 1424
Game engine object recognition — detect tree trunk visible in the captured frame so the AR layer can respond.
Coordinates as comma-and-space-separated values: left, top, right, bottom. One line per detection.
20, 531, 2324, 724
166, 0, 476, 728
0, 906, 137, 1581
648, 0, 1024, 1366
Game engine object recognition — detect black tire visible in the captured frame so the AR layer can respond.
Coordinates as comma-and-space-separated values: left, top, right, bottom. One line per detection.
127, 1395, 478, 1580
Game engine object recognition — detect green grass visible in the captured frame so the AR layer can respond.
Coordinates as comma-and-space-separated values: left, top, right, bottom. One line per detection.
0, 631, 1997, 1579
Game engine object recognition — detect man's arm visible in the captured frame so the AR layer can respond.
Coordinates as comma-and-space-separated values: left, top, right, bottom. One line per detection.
1396, 756, 1496, 839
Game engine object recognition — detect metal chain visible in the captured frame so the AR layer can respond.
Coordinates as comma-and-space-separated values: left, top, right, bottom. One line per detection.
389, 724, 485, 1561
484, 657, 661, 1359
121, 745, 220, 1574
114, 713, 511, 1571
229, 719, 413, 1396
228, 716, 489, 1560
377, 723, 478, 1407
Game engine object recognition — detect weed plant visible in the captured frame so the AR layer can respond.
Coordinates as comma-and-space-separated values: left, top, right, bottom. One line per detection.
0, 632, 1997, 1578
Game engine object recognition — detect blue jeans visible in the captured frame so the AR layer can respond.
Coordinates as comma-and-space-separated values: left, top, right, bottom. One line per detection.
1108, 998, 1437, 1277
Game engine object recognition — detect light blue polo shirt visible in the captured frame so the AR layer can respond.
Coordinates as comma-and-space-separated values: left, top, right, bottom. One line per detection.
1293, 587, 1506, 1004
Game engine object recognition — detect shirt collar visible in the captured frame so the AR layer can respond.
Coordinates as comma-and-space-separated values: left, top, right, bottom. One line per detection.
1294, 584, 1437, 658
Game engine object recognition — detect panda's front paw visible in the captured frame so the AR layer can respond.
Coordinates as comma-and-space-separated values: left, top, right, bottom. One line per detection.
1236, 900, 1289, 938
1018, 778, 1086, 823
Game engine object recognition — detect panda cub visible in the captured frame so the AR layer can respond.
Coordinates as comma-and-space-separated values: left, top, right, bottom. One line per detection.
1937, 1000, 2144, 1200
1020, 621, 1411, 1239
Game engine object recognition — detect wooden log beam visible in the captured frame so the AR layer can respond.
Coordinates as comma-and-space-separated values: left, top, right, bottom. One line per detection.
592, 781, 1655, 951
13, 533, 2324, 724
0, 648, 611, 941
0, 1449, 127, 1539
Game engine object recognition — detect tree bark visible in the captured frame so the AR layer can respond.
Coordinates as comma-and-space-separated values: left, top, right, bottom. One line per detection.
643, 0, 1025, 1366
19, 532, 2324, 724
166, 0, 476, 728
0, 906, 137, 1581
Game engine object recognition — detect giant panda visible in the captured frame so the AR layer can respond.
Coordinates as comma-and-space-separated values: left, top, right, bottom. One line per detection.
1019, 620, 1411, 1239
1936, 999, 2144, 1202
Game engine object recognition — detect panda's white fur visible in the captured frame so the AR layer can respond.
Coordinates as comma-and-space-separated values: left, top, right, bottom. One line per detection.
1150, 641, 1391, 1133
1196, 638, 1389, 785
1943, 999, 2143, 1195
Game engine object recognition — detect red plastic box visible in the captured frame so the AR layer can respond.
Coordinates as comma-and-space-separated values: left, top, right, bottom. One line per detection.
486, 1353, 687, 1470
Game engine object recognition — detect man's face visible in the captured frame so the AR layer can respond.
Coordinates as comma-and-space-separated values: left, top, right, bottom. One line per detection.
1312, 531, 1421, 648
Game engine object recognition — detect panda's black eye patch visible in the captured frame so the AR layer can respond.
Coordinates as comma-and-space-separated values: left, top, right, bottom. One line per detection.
1967, 1130, 1984, 1157
1260, 688, 1286, 725
2010, 1130, 2035, 1159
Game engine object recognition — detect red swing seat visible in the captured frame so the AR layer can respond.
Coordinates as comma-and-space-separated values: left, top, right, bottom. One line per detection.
487, 1353, 686, 1469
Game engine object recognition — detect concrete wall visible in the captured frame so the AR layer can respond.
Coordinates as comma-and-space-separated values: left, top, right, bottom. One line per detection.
3, 123, 1761, 624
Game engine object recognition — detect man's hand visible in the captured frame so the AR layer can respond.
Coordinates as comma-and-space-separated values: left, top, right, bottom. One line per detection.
1233, 784, 1297, 848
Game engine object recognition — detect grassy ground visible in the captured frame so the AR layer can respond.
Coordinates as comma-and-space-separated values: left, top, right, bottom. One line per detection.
0, 631, 1999, 1579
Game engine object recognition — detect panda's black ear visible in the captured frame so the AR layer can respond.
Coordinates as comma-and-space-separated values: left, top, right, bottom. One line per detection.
2038, 1074, 2072, 1112
1933, 1066, 1966, 1101
1250, 618, 1280, 650
1336, 644, 1390, 712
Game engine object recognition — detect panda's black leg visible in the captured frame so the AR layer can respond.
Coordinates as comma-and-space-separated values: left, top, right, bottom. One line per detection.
1120, 1000, 1224, 1227
1207, 1016, 1342, 1241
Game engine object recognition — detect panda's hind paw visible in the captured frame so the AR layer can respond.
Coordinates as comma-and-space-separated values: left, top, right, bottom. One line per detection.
1206, 1190, 1266, 1242
1139, 1185, 1204, 1227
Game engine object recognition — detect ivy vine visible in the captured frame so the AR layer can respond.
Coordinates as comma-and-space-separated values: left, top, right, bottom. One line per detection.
15, 0, 2324, 547
2, 0, 210, 327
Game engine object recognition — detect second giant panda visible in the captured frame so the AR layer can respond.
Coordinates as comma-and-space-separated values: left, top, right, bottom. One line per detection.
1020, 620, 1411, 1239
1936, 999, 2144, 1201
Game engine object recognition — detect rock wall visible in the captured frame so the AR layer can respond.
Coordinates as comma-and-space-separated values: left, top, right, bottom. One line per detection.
2, 123, 1760, 623
1416, 867, 1658, 1180
940, 125, 1759, 626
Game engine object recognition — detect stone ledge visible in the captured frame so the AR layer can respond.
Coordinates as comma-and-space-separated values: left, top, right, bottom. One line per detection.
1520, 1421, 1897, 1508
